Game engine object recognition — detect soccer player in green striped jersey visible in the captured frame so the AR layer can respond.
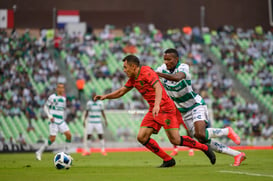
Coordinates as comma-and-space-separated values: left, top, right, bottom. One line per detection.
82, 92, 108, 156
36, 83, 72, 160
156, 48, 246, 166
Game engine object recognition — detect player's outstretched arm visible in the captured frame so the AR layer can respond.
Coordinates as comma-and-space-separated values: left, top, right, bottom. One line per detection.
156, 72, 185, 82
153, 81, 162, 117
44, 104, 54, 123
94, 86, 132, 101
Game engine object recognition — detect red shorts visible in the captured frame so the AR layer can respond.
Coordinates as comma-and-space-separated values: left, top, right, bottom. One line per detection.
140, 110, 179, 134
176, 107, 188, 130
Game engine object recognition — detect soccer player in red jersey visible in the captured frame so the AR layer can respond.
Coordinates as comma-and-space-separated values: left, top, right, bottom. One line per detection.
94, 55, 215, 167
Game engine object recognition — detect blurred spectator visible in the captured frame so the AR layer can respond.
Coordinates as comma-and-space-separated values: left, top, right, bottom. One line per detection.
16, 132, 27, 151
9, 136, 19, 151
261, 123, 273, 140
25, 103, 36, 132
36, 135, 45, 144
117, 125, 132, 141
76, 77, 85, 100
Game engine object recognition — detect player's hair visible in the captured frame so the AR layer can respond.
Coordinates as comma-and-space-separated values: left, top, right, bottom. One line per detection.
122, 55, 140, 66
164, 48, 179, 58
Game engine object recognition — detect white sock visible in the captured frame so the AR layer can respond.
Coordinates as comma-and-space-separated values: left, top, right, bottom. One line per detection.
209, 139, 240, 157
100, 139, 105, 152
206, 128, 229, 139
64, 142, 71, 152
37, 140, 48, 153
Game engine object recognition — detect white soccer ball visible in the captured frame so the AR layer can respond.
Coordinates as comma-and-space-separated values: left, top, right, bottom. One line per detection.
53, 152, 73, 169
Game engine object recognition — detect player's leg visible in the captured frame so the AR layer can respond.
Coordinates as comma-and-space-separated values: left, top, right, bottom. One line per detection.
83, 123, 94, 155
63, 130, 72, 152
96, 123, 106, 155
165, 129, 215, 165
98, 134, 107, 156
194, 105, 240, 145
36, 124, 57, 160
139, 112, 175, 167
209, 139, 246, 166
206, 127, 240, 145
164, 110, 215, 165
193, 106, 245, 166
137, 127, 175, 167
60, 122, 72, 153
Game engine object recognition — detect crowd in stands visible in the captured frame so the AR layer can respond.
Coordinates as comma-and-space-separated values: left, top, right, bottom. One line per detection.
0, 29, 81, 132
0, 24, 273, 148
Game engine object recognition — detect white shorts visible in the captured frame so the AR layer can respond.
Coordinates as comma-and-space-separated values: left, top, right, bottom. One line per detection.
87, 123, 104, 135
49, 122, 70, 136
181, 105, 209, 137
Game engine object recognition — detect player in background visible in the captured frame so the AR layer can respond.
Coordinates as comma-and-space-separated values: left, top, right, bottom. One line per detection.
94, 55, 216, 167
82, 92, 108, 156
156, 48, 246, 166
36, 83, 72, 160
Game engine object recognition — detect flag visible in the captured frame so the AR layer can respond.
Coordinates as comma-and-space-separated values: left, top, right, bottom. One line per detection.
57, 10, 80, 29
0, 9, 14, 28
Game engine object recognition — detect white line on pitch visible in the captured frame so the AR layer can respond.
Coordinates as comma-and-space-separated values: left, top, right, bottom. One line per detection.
219, 170, 273, 178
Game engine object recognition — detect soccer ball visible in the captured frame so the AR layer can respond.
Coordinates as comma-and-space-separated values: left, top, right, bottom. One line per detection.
53, 152, 73, 169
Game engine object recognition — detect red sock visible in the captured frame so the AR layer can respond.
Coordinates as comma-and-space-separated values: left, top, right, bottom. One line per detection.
180, 136, 208, 151
143, 138, 172, 161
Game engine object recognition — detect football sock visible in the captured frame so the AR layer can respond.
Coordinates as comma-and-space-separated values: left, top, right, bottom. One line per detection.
38, 140, 49, 153
206, 128, 229, 139
180, 136, 208, 151
209, 139, 240, 156
48, 140, 53, 145
143, 138, 172, 161
65, 139, 71, 152
100, 139, 105, 152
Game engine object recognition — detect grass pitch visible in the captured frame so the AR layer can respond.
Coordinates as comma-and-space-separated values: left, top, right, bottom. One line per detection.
0, 150, 273, 181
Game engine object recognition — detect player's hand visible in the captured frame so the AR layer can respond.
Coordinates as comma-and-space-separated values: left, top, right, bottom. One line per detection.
50, 117, 54, 123
94, 95, 106, 101
152, 105, 160, 118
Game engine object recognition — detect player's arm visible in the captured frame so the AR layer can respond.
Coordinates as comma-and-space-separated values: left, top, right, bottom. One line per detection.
101, 110, 108, 127
83, 110, 88, 127
43, 103, 54, 123
153, 81, 162, 117
94, 86, 132, 100
156, 72, 185, 82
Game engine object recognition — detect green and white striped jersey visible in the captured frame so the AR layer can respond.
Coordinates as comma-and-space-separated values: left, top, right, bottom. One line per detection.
46, 93, 66, 124
86, 100, 104, 123
156, 62, 205, 113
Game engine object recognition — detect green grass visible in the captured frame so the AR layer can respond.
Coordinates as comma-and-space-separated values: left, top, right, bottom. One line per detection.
0, 150, 273, 181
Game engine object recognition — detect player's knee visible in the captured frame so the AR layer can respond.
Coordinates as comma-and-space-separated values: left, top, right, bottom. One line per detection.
98, 134, 104, 140
137, 135, 148, 144
194, 132, 207, 143
66, 133, 72, 140
169, 137, 180, 145
50, 137, 56, 143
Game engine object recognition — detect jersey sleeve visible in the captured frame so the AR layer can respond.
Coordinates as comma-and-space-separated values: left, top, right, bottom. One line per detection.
156, 64, 164, 73
124, 78, 134, 88
86, 101, 91, 111
46, 95, 53, 107
178, 64, 190, 79
145, 67, 159, 87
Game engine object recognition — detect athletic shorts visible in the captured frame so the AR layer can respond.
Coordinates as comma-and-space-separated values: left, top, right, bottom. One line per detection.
86, 123, 104, 134
181, 105, 209, 137
176, 107, 187, 130
140, 110, 179, 134
49, 121, 70, 136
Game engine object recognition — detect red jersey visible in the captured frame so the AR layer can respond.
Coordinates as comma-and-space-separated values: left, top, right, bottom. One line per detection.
124, 66, 175, 112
